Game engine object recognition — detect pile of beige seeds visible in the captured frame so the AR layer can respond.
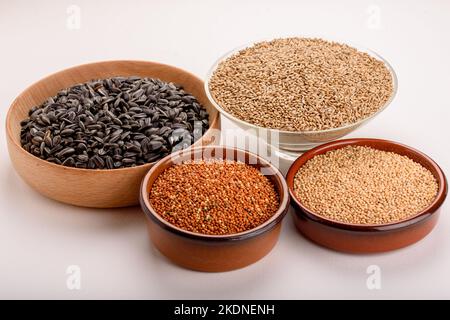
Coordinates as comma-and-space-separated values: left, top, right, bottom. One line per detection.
293, 146, 438, 224
209, 37, 394, 131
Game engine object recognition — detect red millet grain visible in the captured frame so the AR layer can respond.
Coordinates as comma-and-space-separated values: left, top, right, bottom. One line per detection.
149, 160, 280, 235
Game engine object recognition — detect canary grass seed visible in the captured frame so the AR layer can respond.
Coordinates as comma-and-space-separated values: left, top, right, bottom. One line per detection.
150, 160, 280, 235
20, 76, 209, 169
209, 37, 394, 131
293, 146, 438, 224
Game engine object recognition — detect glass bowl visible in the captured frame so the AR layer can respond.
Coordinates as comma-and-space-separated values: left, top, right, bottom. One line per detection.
205, 38, 398, 152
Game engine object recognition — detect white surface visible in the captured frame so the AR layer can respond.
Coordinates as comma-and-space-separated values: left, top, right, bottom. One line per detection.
1, 0, 449, 299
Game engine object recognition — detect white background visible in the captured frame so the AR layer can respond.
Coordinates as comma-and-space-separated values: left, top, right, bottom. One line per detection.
0, 0, 449, 299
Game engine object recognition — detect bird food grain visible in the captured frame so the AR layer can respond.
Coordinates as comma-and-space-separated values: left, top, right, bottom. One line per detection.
209, 37, 394, 131
20, 76, 209, 169
293, 146, 438, 224
149, 160, 280, 235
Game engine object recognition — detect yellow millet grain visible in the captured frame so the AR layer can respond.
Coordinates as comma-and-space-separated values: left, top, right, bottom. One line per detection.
150, 160, 280, 235
209, 37, 394, 131
293, 146, 438, 224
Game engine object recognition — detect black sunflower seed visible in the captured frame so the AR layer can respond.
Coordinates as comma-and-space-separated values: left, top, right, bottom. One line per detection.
19, 76, 209, 169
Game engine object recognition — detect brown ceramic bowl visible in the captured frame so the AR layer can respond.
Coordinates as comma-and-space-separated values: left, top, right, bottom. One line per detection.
286, 138, 447, 253
6, 60, 220, 208
140, 146, 290, 272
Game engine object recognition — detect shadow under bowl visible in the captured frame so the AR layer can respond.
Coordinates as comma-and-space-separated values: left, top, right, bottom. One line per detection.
286, 138, 447, 253
6, 60, 220, 208
140, 146, 290, 272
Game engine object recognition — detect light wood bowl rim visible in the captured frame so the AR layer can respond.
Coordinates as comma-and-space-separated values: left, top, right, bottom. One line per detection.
6, 60, 221, 174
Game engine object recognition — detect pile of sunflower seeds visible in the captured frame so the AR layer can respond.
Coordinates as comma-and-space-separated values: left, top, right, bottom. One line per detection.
20, 76, 209, 169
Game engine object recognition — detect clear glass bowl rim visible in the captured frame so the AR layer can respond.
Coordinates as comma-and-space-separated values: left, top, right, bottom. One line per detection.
204, 36, 398, 135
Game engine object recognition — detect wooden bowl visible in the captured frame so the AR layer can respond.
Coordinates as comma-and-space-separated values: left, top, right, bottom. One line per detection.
140, 146, 290, 272
286, 138, 447, 253
6, 61, 220, 208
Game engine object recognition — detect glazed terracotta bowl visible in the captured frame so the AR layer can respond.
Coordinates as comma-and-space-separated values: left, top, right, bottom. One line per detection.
286, 138, 447, 253
140, 146, 290, 272
6, 60, 220, 208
